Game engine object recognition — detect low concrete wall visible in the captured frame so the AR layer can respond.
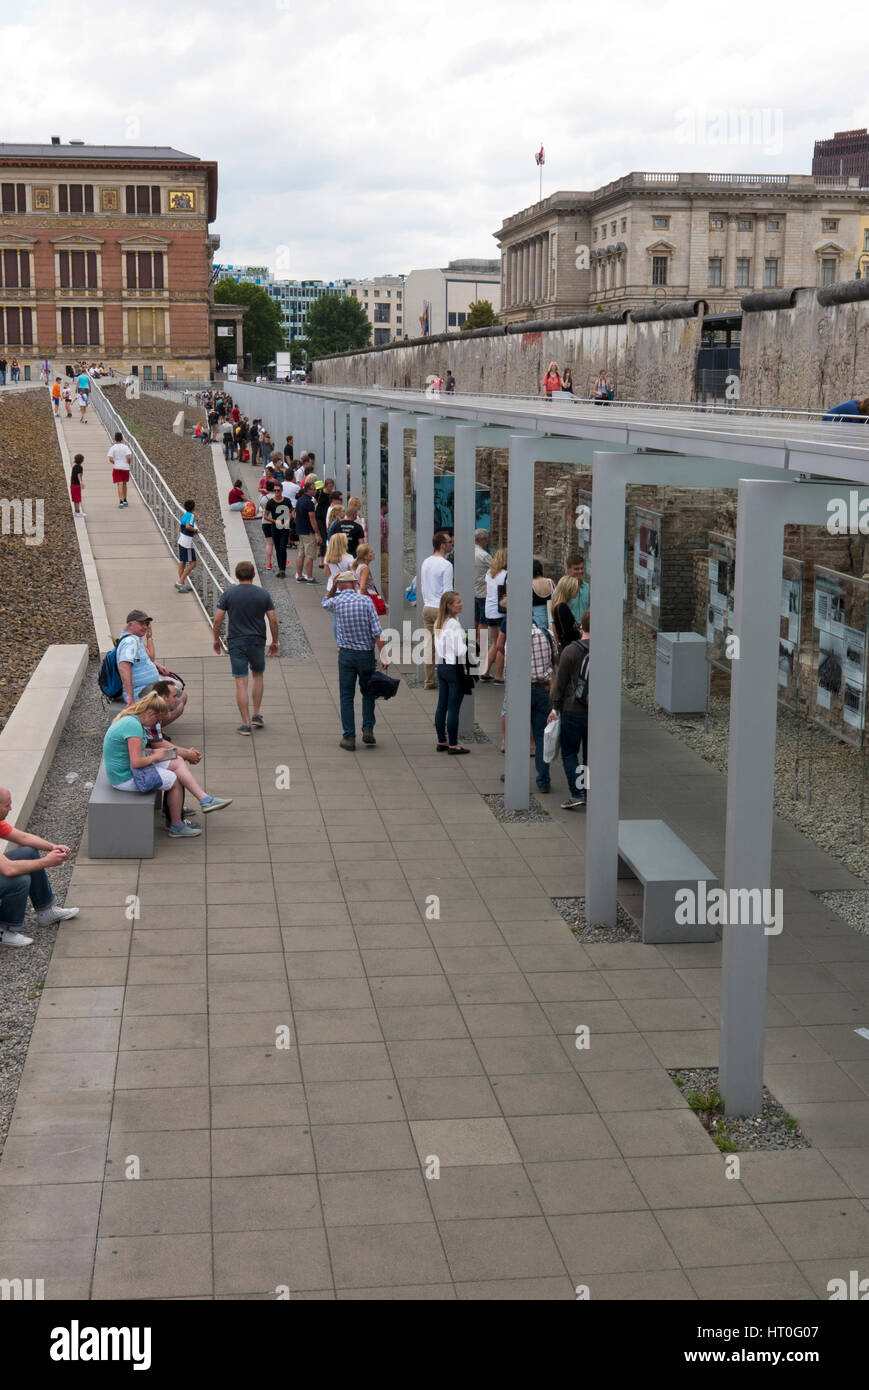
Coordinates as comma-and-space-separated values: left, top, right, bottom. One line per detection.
51, 414, 113, 654
0, 644, 89, 829
739, 287, 869, 411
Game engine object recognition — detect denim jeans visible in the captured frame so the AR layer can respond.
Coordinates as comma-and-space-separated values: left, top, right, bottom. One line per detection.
530, 684, 552, 789
0, 369, 6, 386
338, 648, 376, 737
560, 709, 588, 799
435, 662, 464, 745
0, 847, 55, 929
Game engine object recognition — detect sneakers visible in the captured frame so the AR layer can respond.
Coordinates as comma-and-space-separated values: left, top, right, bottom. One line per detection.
340, 736, 356, 751
561, 798, 586, 811
35, 905, 79, 926
237, 724, 252, 735
295, 576, 305, 583
167, 822, 202, 837
199, 795, 233, 814
176, 584, 193, 593
362, 731, 376, 745
0, 929, 32, 947
75, 511, 87, 518
266, 564, 273, 571
251, 715, 264, 728
304, 576, 317, 584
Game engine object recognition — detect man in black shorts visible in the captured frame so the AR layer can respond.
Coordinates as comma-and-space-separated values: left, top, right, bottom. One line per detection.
213, 561, 280, 735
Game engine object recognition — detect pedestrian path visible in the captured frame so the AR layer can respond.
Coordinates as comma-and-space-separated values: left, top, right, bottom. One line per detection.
58, 400, 216, 658
1, 571, 868, 1299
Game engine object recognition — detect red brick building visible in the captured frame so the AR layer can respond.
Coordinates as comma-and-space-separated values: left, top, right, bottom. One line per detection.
0, 140, 218, 379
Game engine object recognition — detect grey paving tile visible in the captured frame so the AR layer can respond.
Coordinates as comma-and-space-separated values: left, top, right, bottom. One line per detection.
449, 974, 537, 1004
738, 1150, 854, 1203
573, 1270, 697, 1299
399, 1076, 501, 1121
213, 1228, 332, 1295
490, 1071, 596, 1116
212, 1126, 315, 1178
543, 1000, 636, 1034
426, 1164, 541, 1220
526, 1158, 647, 1216
105, 1130, 211, 1181
319, 1170, 432, 1226
581, 1068, 686, 1112
98, 1178, 212, 1236
377, 1005, 468, 1041
126, 956, 206, 986
115, 1049, 209, 1090
507, 1113, 621, 1163
6, 1090, 111, 1137
209, 1011, 292, 1049
656, 1205, 791, 1267
294, 1009, 384, 1045
305, 1080, 404, 1125
409, 1118, 520, 1167
367, 975, 457, 1007
626, 1155, 752, 1209
29, 1016, 121, 1053
796, 1257, 869, 1299
458, 1002, 553, 1037
280, 927, 358, 952
0, 1237, 95, 1300
604, 1109, 718, 1157
758, 1198, 869, 1260
290, 978, 375, 1011
208, 928, 283, 953
212, 1175, 322, 1232
311, 1120, 418, 1172
564, 1032, 662, 1072
439, 1216, 567, 1282
111, 1086, 210, 1133
438, 946, 521, 975
16, 1053, 117, 1094
210, 1046, 300, 1087
387, 1039, 483, 1078
789, 1102, 869, 1148
211, 1084, 308, 1129
474, 1036, 574, 1076
0, 1132, 106, 1186
328, 1221, 450, 1288
298, 1042, 394, 1082
686, 1262, 816, 1301
549, 1210, 680, 1277
455, 1276, 576, 1300
120, 1014, 207, 1051
822, 1147, 869, 1198
0, 1183, 102, 1239
283, 950, 365, 979
93, 1233, 212, 1299
44, 959, 128, 988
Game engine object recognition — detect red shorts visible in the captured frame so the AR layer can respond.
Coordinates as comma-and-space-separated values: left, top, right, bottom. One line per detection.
70, 484, 82, 503
112, 469, 130, 484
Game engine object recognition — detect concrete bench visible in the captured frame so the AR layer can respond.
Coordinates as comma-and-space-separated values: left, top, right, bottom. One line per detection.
617, 819, 718, 944
87, 759, 158, 859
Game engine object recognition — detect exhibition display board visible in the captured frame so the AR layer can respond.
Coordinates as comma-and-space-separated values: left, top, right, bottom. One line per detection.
811, 565, 869, 746
633, 507, 662, 628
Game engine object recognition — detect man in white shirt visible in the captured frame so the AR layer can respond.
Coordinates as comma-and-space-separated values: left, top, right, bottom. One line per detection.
420, 531, 454, 689
108, 431, 132, 509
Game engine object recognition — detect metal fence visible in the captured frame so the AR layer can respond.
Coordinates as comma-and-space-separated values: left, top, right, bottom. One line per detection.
89, 382, 233, 640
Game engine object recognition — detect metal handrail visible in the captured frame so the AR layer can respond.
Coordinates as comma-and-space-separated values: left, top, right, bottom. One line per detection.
88, 381, 233, 639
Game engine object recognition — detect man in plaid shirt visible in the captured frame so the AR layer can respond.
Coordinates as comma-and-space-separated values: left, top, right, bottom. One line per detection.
503, 622, 555, 794
322, 572, 389, 750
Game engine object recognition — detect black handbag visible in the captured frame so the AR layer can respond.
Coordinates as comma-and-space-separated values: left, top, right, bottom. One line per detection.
457, 653, 479, 695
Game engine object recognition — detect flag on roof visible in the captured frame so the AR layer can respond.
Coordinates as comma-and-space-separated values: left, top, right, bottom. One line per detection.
535, 146, 545, 166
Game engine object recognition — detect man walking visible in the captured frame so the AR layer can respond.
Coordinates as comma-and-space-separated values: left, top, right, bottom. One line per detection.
322, 571, 388, 750
213, 561, 279, 735
294, 477, 321, 583
108, 431, 132, 508
564, 553, 590, 625
420, 530, 454, 689
548, 608, 589, 810
473, 527, 492, 655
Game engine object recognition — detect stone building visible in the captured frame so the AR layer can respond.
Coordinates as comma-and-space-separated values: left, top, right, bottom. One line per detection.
495, 171, 869, 321
0, 139, 218, 378
343, 275, 406, 345
403, 259, 501, 337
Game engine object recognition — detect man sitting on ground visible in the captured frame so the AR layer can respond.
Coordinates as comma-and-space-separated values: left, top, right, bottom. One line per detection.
0, 786, 79, 948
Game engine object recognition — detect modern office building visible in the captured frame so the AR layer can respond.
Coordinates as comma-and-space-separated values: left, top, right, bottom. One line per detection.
342, 276, 405, 345
403, 259, 501, 337
813, 129, 869, 187
217, 265, 344, 344
495, 171, 869, 321
0, 138, 218, 377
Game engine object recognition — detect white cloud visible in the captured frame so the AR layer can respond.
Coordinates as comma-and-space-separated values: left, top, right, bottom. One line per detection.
1, 0, 866, 278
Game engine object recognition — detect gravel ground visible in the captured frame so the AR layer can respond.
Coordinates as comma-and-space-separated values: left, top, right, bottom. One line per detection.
552, 895, 642, 943
816, 890, 869, 935
245, 524, 313, 659
668, 1066, 809, 1151
623, 623, 869, 887
0, 390, 97, 732
0, 659, 105, 1157
103, 387, 228, 571
483, 792, 550, 823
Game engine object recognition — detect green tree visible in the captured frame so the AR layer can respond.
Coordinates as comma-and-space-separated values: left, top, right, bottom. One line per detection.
212, 278, 285, 370
460, 299, 498, 331
305, 294, 372, 357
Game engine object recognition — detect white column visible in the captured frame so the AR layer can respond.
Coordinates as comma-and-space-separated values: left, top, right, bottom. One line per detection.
386, 411, 409, 631
363, 408, 386, 593
348, 404, 363, 501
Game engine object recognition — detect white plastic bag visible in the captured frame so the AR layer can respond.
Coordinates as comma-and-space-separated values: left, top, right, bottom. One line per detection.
543, 713, 560, 764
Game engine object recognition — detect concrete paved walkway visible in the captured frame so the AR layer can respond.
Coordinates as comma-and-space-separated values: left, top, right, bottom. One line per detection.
1, 571, 868, 1300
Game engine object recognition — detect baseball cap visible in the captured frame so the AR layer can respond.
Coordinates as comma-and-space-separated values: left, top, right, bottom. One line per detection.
126, 609, 152, 624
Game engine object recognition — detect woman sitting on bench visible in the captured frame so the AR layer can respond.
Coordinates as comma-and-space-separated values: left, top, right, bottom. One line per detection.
102, 693, 232, 839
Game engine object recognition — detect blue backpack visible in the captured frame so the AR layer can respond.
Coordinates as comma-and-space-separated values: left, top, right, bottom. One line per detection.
98, 640, 123, 700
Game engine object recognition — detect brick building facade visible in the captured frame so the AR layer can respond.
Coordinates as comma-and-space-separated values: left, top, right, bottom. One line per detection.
0, 141, 217, 379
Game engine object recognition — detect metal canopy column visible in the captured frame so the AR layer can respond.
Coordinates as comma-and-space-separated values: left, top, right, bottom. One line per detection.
349, 404, 363, 502
387, 411, 412, 631
413, 416, 452, 640
362, 407, 386, 593
323, 402, 336, 482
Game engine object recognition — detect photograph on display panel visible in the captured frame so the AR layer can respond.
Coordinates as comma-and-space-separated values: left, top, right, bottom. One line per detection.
778, 557, 804, 709
705, 532, 735, 671
811, 566, 869, 744
633, 506, 662, 629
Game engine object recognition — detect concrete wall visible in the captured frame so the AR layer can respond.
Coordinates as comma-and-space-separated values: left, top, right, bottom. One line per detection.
312, 314, 701, 404
739, 288, 869, 410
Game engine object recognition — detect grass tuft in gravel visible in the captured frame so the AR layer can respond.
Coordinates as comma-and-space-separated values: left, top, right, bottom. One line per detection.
552, 896, 641, 943
668, 1066, 810, 1152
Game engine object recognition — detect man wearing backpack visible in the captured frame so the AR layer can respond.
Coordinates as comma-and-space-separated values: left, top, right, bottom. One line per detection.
113, 611, 188, 715
548, 608, 589, 810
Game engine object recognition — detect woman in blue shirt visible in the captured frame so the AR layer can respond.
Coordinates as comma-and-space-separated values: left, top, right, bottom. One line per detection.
823, 396, 869, 421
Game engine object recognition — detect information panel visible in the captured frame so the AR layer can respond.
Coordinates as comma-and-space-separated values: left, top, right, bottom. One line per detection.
811, 566, 869, 746
778, 557, 803, 710
706, 531, 735, 671
633, 507, 662, 629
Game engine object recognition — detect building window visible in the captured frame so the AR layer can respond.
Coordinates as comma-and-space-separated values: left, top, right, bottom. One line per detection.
374, 303, 390, 323
707, 258, 723, 287
653, 216, 670, 229
0, 248, 31, 289
610, 222, 616, 235
60, 306, 101, 346
58, 249, 98, 289
373, 289, 380, 297
820, 257, 837, 287
736, 257, 751, 286
764, 257, 779, 287
396, 291, 402, 300
767, 217, 781, 230
125, 307, 168, 346
1, 183, 26, 213
593, 229, 597, 241
125, 251, 165, 289
0, 306, 34, 345
374, 328, 390, 346
350, 288, 357, 296
710, 216, 724, 229
58, 184, 95, 214
864, 229, 869, 252
125, 185, 162, 215
621, 218, 627, 232
457, 312, 467, 326
652, 256, 668, 285
448, 311, 456, 326
739, 218, 753, 231
822, 218, 839, 232
384, 289, 390, 297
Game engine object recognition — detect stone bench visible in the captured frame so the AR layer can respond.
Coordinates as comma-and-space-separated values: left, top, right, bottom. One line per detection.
617, 819, 718, 944
87, 759, 158, 859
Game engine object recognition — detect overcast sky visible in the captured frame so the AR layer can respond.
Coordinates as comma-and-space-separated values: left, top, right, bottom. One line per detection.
1, 0, 867, 279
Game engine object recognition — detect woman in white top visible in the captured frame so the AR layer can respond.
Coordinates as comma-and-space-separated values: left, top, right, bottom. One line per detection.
434, 590, 470, 755
324, 533, 353, 594
482, 548, 507, 682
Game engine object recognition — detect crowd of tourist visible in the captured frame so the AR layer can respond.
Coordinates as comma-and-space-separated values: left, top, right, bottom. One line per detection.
542, 362, 614, 402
